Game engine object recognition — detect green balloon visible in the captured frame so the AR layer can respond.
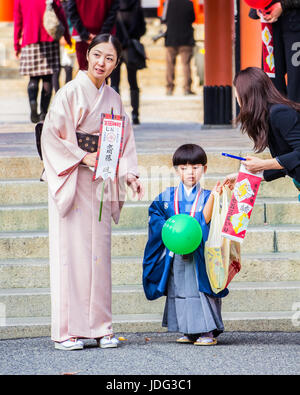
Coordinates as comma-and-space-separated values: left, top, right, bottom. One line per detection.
161, 214, 203, 255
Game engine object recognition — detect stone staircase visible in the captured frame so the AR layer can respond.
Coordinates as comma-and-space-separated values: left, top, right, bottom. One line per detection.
0, 20, 299, 339
0, 150, 299, 339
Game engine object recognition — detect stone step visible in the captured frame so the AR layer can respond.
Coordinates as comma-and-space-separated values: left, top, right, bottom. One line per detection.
0, 257, 143, 289
1, 252, 299, 290
0, 310, 297, 340
0, 151, 245, 179
0, 224, 299, 260
0, 282, 299, 319
0, 157, 43, 179
0, 179, 47, 205
0, 173, 298, 207
0, 197, 299, 232
0, 149, 273, 176
0, 204, 48, 232
141, 175, 299, 201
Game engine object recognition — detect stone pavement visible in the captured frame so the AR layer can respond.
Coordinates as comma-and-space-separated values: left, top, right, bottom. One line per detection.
0, 332, 299, 375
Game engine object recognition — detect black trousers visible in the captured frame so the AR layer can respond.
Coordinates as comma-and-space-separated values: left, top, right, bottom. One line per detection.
110, 58, 139, 94
271, 9, 300, 103
110, 58, 139, 118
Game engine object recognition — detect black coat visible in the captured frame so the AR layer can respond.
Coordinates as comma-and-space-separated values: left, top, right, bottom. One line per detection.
164, 0, 195, 47
263, 104, 300, 183
115, 0, 146, 48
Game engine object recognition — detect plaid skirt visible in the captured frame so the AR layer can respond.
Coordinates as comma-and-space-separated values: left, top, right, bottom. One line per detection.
20, 41, 60, 76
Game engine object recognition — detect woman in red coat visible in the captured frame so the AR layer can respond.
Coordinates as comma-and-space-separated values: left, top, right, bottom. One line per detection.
14, 0, 71, 123
67, 0, 119, 70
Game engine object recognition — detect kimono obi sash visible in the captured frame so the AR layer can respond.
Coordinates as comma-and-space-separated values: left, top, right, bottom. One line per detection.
76, 132, 99, 153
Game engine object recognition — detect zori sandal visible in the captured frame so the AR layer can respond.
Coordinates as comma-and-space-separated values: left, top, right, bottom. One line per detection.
194, 337, 217, 346
54, 338, 84, 351
176, 336, 194, 344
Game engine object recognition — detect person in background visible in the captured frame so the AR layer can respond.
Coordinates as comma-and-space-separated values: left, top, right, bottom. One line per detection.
14, 0, 71, 123
110, 0, 146, 125
67, 0, 120, 70
163, 0, 196, 96
249, 0, 300, 102
224, 67, 300, 200
53, 0, 76, 92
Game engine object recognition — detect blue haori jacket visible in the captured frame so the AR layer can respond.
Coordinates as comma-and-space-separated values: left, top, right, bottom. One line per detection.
142, 183, 229, 301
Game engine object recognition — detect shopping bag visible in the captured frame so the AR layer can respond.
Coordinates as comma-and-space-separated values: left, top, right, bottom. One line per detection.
224, 239, 241, 288
205, 190, 227, 293
221, 187, 241, 288
205, 187, 241, 293
221, 163, 263, 242
43, 0, 65, 41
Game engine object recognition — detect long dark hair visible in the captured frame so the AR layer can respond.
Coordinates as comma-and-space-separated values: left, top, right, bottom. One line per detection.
233, 67, 300, 152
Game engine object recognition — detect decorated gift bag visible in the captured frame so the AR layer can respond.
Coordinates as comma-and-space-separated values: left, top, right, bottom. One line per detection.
221, 187, 241, 289
205, 187, 241, 294
221, 163, 263, 242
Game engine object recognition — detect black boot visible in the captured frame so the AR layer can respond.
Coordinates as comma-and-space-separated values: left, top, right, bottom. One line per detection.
28, 77, 39, 123
29, 100, 39, 124
40, 76, 53, 121
130, 89, 140, 125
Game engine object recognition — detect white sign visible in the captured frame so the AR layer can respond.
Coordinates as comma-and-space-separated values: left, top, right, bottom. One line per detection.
93, 115, 124, 181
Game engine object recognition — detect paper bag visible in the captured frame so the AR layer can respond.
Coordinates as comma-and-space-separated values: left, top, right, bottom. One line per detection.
221, 163, 263, 243
205, 188, 241, 294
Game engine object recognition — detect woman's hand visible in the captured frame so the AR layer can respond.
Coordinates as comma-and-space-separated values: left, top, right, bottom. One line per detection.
222, 172, 238, 190
59, 36, 67, 46
244, 156, 266, 173
244, 156, 283, 173
81, 152, 97, 167
260, 3, 283, 23
127, 176, 144, 200
86, 33, 96, 44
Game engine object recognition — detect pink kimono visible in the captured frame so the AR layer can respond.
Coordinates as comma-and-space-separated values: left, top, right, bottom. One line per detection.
41, 71, 139, 342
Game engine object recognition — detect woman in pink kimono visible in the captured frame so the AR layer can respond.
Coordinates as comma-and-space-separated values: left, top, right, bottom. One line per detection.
41, 34, 143, 351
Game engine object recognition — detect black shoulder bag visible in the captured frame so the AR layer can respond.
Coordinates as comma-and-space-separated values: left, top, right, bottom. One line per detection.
117, 12, 147, 70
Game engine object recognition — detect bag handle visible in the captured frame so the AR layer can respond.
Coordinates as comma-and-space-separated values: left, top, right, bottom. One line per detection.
221, 186, 230, 228
45, 0, 54, 10
207, 191, 222, 245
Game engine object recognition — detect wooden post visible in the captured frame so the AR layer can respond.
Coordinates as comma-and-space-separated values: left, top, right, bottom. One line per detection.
240, 0, 261, 69
203, 0, 234, 125
0, 0, 14, 22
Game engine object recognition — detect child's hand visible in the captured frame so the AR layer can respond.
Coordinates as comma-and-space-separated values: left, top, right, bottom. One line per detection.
212, 181, 222, 195
222, 173, 238, 190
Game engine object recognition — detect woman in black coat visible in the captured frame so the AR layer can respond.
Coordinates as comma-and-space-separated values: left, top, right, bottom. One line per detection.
224, 67, 300, 198
110, 0, 146, 124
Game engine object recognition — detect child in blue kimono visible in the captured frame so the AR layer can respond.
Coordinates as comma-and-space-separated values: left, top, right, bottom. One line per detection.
143, 144, 228, 346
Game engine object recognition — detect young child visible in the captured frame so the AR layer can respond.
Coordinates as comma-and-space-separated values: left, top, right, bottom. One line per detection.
143, 144, 228, 346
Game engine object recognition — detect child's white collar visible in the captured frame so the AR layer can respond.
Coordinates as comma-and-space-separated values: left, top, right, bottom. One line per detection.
183, 183, 199, 196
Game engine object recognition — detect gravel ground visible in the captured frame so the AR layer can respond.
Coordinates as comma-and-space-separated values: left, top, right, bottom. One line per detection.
0, 331, 299, 376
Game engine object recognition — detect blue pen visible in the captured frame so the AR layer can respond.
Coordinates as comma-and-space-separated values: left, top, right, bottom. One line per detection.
222, 152, 246, 161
